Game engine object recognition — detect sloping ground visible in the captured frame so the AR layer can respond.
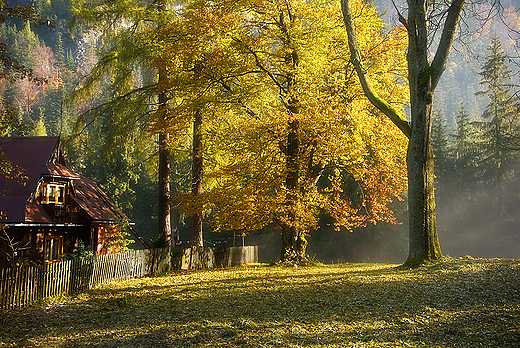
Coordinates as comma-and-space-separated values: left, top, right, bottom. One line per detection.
0, 257, 518, 347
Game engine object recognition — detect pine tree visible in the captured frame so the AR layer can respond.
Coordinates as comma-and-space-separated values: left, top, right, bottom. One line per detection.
54, 31, 66, 68
475, 36, 520, 187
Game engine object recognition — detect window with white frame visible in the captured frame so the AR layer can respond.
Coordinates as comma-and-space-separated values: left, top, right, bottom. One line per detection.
41, 183, 66, 205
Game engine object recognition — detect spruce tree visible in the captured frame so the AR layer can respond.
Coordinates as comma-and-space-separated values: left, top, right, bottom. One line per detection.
475, 36, 520, 188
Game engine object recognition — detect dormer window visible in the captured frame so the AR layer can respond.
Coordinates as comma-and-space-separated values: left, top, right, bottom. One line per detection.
41, 183, 66, 205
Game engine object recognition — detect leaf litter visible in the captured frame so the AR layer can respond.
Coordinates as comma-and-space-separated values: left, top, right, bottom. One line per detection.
0, 257, 518, 347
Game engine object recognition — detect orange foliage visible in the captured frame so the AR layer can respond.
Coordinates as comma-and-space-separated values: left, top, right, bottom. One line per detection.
150, 0, 409, 235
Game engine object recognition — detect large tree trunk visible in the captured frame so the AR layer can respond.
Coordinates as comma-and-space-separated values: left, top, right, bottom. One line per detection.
406, 112, 443, 266
404, 0, 442, 266
281, 119, 307, 262
191, 109, 204, 246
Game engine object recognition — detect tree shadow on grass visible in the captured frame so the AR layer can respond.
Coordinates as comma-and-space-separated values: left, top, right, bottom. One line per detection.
1, 260, 519, 347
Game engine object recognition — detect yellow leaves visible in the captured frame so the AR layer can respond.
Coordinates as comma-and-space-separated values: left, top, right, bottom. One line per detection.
4, 259, 520, 347
132, 0, 411, 236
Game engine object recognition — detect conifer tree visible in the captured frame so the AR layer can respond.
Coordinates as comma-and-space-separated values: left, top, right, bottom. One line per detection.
475, 36, 520, 187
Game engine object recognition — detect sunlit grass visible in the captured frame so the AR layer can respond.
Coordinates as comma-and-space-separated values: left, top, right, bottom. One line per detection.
0, 257, 519, 347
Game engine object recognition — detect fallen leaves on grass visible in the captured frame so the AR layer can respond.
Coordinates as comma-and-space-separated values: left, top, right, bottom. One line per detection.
0, 257, 519, 347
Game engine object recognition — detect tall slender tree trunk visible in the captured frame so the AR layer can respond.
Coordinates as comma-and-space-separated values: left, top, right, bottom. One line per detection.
276, 11, 308, 262
157, 84, 171, 243
191, 109, 203, 246
157, 0, 171, 244
281, 119, 307, 262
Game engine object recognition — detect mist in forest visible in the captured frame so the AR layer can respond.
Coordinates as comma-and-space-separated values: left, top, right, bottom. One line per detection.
201, 176, 520, 264
199, 217, 409, 265
436, 180, 520, 259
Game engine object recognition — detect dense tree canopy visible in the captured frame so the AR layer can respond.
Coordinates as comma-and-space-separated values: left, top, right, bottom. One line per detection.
157, 0, 410, 261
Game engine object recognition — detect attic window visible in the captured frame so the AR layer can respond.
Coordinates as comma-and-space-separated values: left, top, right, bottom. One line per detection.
41, 183, 66, 205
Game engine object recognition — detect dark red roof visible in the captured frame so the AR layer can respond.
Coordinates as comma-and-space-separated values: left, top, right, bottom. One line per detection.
0, 136, 125, 224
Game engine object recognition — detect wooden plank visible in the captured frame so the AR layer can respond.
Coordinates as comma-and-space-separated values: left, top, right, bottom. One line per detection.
25, 266, 31, 306
9, 267, 15, 309
21, 267, 27, 307
13, 267, 20, 308
6, 267, 12, 309
37, 264, 45, 304
3, 268, 8, 308
15, 266, 21, 308
1, 268, 7, 309
55, 263, 61, 297
46, 263, 52, 298
8, 267, 14, 309
24, 267, 29, 306
64, 260, 71, 295
26, 266, 33, 305
0, 268, 4, 309
48, 263, 54, 298
60, 261, 67, 296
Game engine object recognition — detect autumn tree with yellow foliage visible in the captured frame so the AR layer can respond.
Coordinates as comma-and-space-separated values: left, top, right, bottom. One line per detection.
166, 0, 410, 262
71, 0, 410, 261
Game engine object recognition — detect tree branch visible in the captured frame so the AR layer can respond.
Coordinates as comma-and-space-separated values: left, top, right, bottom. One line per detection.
340, 0, 411, 139
430, 0, 466, 91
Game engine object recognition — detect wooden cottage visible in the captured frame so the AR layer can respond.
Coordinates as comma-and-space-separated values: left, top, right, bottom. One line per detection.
0, 136, 131, 267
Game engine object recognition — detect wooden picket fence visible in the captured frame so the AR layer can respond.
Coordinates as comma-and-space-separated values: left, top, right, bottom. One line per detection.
0, 246, 257, 310
0, 247, 171, 310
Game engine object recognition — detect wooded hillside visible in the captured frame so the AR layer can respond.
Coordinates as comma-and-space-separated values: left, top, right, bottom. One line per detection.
1, 0, 520, 263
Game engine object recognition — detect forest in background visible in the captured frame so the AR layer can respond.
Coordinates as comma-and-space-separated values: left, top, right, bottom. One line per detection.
1, 0, 520, 263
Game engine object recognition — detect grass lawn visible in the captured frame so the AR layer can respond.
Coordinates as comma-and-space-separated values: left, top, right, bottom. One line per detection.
0, 257, 519, 347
